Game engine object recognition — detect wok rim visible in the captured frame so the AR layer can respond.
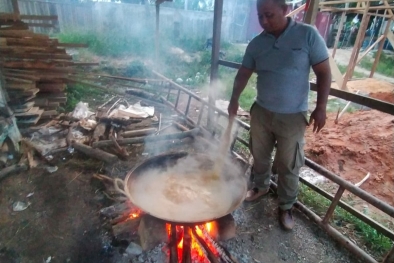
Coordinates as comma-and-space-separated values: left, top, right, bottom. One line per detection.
122, 151, 247, 224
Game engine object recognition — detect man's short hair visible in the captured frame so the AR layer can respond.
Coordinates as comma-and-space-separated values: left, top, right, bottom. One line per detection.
257, 0, 288, 8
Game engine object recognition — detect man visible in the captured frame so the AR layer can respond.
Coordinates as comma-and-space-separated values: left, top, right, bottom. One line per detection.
227, 0, 331, 230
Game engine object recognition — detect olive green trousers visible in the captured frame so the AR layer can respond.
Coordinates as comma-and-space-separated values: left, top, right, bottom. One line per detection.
249, 103, 308, 210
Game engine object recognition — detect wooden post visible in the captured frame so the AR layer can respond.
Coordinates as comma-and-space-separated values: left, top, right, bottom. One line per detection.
304, 0, 320, 25
208, 0, 224, 130
155, 3, 160, 66
11, 0, 20, 15
341, 4, 370, 90
332, 12, 346, 58
370, 18, 392, 78
356, 35, 384, 64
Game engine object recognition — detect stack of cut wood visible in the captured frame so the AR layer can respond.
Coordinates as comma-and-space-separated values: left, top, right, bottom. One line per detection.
0, 13, 94, 125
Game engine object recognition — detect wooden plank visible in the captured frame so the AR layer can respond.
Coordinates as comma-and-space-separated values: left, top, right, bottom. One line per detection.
0, 46, 66, 54
342, 6, 370, 89
356, 35, 385, 64
27, 23, 55, 28
320, 0, 388, 4
0, 21, 29, 30
0, 14, 58, 21
1, 52, 72, 60
16, 115, 41, 125
41, 110, 58, 117
321, 6, 394, 11
7, 88, 39, 97
20, 15, 58, 21
14, 107, 43, 117
11, 0, 20, 15
387, 30, 394, 48
37, 83, 66, 90
329, 56, 347, 90
33, 98, 48, 106
286, 4, 306, 17
370, 19, 393, 77
0, 37, 58, 47
383, 0, 394, 18
2, 61, 75, 71
5, 82, 36, 90
332, 12, 346, 58
310, 83, 394, 115
304, 0, 320, 25
0, 30, 49, 39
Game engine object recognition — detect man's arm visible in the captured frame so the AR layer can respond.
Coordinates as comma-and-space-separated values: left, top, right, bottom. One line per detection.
310, 59, 331, 133
228, 66, 254, 117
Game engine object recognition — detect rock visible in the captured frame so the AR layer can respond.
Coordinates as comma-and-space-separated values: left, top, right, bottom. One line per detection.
138, 215, 167, 251
217, 214, 236, 241
126, 242, 143, 256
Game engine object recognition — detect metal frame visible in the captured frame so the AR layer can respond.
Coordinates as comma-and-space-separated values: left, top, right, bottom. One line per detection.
150, 69, 394, 263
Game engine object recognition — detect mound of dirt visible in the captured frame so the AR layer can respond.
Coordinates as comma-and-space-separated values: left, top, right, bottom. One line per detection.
347, 78, 394, 94
369, 91, 394, 104
305, 110, 394, 206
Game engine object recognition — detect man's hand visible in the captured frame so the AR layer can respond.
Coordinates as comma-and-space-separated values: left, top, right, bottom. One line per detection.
309, 107, 326, 133
228, 98, 239, 118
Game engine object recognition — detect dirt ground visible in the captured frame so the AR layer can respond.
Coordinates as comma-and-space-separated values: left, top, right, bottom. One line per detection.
0, 156, 114, 263
0, 140, 359, 263
305, 78, 394, 207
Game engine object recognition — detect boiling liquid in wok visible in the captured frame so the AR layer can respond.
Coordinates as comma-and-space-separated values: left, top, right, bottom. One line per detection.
130, 155, 247, 222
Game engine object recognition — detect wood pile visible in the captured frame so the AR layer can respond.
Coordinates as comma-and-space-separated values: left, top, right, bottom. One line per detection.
0, 13, 95, 126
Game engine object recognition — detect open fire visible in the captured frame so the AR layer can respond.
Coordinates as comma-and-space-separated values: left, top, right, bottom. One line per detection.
165, 221, 237, 263
165, 222, 219, 262
106, 204, 237, 263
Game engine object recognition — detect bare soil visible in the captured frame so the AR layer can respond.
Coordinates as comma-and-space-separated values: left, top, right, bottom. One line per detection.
0, 156, 114, 263
305, 77, 394, 207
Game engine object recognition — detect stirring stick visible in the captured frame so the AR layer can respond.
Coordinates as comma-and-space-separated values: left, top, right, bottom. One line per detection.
212, 115, 235, 179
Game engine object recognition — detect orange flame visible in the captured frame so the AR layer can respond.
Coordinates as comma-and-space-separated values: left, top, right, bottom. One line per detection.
166, 221, 219, 262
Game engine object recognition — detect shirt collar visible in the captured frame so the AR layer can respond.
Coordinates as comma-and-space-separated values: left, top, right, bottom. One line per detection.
261, 17, 295, 37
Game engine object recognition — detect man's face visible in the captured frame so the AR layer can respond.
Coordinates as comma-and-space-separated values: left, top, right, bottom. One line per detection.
257, 0, 287, 34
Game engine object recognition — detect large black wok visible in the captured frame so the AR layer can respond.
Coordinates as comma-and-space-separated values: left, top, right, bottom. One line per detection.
114, 151, 247, 223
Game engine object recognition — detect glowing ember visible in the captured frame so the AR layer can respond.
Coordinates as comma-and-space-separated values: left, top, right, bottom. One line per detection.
166, 222, 219, 263
129, 209, 142, 219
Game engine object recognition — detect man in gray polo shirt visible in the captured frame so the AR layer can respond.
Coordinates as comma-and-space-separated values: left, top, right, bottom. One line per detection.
228, 0, 331, 230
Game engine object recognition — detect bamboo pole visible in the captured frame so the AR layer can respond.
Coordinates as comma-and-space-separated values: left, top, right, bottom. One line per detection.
370, 18, 392, 78
332, 12, 346, 58
341, 4, 370, 89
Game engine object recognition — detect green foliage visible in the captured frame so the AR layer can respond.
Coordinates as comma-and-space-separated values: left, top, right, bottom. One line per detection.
57, 30, 154, 57
64, 84, 104, 112
360, 53, 394, 77
299, 184, 393, 260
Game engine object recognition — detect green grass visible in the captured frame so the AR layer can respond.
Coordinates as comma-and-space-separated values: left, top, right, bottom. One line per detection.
298, 184, 393, 260
63, 84, 106, 112
359, 53, 394, 77
337, 64, 366, 78
57, 29, 154, 57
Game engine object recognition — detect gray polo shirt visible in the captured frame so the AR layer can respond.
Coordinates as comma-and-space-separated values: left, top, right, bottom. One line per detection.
242, 18, 329, 114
